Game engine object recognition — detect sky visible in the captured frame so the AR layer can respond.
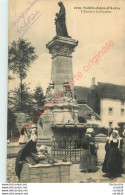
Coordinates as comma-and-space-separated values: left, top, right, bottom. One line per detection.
8, 0, 125, 93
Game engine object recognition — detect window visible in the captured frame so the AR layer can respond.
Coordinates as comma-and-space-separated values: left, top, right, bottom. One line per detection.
109, 122, 113, 128
108, 107, 113, 115
121, 100, 124, 105
121, 109, 125, 116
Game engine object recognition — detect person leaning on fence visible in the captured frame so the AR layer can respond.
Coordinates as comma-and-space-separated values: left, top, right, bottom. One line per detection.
102, 129, 123, 179
80, 128, 98, 173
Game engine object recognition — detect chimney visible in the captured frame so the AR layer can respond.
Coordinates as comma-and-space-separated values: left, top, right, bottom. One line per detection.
91, 77, 96, 89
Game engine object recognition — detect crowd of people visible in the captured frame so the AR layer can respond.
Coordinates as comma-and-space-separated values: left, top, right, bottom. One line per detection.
79, 127, 125, 179
17, 125, 125, 180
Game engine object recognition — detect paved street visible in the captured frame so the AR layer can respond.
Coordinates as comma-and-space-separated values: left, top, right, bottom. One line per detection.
7, 158, 125, 183
70, 164, 125, 183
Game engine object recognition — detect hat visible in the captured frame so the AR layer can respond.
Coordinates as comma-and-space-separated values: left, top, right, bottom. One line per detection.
86, 128, 94, 133
113, 129, 118, 134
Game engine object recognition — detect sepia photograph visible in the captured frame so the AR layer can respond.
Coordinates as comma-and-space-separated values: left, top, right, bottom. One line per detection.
7, 0, 125, 183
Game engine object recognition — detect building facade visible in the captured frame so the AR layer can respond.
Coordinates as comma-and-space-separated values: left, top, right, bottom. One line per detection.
75, 79, 125, 128
100, 98, 125, 128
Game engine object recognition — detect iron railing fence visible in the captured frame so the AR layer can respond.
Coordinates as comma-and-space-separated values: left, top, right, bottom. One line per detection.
52, 139, 83, 163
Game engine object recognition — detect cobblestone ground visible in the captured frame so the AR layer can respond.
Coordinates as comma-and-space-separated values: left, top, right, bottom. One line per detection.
7, 158, 125, 183
7, 158, 19, 183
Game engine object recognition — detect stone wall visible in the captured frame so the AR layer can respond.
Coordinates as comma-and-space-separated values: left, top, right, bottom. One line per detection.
20, 162, 71, 183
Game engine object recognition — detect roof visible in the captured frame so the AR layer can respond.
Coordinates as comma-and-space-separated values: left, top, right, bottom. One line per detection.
74, 86, 90, 103
97, 82, 125, 100
78, 104, 101, 120
75, 82, 125, 102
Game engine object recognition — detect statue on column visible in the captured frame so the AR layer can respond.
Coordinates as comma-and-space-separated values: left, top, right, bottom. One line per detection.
55, 2, 69, 37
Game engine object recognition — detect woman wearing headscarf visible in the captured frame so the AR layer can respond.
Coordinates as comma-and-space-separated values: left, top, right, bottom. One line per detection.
102, 128, 112, 175
80, 128, 97, 172
102, 129, 123, 179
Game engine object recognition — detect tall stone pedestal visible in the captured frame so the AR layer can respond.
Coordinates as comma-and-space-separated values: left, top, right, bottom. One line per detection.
46, 36, 78, 93
37, 35, 85, 141
46, 36, 79, 124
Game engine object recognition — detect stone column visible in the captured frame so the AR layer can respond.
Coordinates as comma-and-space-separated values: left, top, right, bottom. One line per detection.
46, 36, 79, 124
46, 35, 78, 94
37, 36, 79, 142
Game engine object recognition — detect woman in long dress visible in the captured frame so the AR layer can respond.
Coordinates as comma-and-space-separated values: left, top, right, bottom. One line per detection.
80, 128, 97, 172
102, 129, 123, 179
102, 129, 112, 174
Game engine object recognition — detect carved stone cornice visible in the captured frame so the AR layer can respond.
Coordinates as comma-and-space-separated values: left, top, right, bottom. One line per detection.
46, 36, 78, 58
49, 44, 74, 57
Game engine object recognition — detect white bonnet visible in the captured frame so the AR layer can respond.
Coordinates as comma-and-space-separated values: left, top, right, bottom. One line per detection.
86, 128, 94, 133
112, 129, 118, 134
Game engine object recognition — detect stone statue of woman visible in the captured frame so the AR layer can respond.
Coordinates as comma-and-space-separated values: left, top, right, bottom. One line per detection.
55, 2, 69, 37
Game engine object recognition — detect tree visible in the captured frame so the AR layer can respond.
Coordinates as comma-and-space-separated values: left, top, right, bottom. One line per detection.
8, 39, 38, 110
7, 108, 17, 140
9, 83, 34, 113
33, 86, 45, 110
